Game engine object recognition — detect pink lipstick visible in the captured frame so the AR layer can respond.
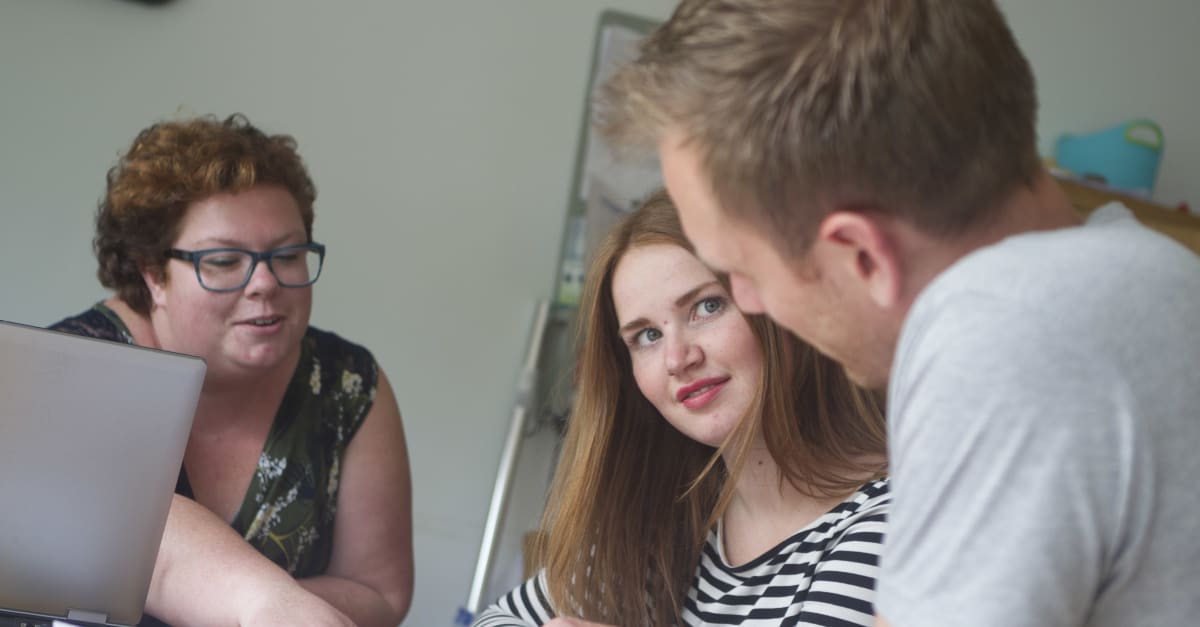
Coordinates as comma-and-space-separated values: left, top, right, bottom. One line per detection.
676, 376, 730, 409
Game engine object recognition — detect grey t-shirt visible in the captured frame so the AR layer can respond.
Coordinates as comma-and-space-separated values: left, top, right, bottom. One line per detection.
877, 204, 1200, 627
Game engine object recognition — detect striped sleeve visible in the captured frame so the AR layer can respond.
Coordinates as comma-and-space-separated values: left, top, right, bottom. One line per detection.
682, 479, 889, 626
471, 570, 557, 627
791, 497, 889, 626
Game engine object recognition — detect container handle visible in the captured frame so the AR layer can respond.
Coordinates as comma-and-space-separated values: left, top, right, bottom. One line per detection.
1124, 119, 1164, 151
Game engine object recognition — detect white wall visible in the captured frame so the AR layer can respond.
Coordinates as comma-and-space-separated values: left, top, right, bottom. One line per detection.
1, 2, 1195, 625
0, 1, 672, 624
1000, 0, 1200, 208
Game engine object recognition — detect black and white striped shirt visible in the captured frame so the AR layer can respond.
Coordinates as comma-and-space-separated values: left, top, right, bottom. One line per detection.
474, 479, 890, 627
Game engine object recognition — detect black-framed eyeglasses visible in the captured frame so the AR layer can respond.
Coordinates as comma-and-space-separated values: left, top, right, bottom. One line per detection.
167, 242, 326, 293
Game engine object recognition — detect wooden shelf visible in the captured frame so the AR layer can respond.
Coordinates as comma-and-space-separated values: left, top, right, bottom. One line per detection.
1055, 175, 1200, 255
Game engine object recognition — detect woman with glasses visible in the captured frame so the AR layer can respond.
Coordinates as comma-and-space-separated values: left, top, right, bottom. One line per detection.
474, 192, 889, 626
51, 114, 413, 627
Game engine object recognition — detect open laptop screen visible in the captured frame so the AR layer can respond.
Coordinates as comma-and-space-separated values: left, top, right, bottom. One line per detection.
0, 320, 204, 626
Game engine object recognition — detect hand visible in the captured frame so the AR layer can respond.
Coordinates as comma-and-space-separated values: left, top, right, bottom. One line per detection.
238, 581, 356, 627
545, 619, 618, 627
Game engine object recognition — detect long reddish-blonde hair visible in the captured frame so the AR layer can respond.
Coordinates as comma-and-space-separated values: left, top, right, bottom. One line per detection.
536, 190, 886, 625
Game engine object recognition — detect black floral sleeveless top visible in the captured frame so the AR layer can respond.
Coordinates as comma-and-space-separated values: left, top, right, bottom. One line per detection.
50, 304, 378, 578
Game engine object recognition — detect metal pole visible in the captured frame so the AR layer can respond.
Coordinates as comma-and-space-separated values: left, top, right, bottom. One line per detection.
462, 300, 551, 618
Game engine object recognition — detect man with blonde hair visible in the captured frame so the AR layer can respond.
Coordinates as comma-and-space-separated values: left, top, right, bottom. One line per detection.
601, 1, 1200, 625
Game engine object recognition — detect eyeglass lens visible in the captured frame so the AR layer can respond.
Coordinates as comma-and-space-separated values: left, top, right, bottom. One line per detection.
196, 248, 322, 290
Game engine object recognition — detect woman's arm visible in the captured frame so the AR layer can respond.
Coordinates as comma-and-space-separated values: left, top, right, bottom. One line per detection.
299, 367, 414, 626
147, 494, 354, 627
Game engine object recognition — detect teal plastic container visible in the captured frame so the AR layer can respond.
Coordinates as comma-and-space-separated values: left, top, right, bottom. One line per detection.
1054, 119, 1164, 195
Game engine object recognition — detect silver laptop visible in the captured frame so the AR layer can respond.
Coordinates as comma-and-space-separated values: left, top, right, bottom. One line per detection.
0, 319, 205, 627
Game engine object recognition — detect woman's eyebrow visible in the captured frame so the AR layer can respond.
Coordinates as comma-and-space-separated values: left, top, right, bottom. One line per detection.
618, 279, 720, 334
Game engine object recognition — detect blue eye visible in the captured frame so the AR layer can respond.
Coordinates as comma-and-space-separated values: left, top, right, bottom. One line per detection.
694, 296, 724, 319
635, 327, 662, 347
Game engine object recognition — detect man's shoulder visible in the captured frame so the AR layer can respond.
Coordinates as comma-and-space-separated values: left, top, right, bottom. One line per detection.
908, 206, 1200, 350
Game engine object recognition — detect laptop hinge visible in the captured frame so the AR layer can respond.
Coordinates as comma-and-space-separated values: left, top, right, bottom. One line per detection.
67, 608, 109, 624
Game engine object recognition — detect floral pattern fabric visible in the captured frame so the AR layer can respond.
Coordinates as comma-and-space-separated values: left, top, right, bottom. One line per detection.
50, 304, 378, 577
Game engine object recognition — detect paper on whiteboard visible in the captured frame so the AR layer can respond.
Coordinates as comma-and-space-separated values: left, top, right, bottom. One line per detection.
579, 22, 663, 206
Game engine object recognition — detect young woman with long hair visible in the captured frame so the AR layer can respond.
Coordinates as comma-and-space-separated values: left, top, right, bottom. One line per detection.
474, 190, 888, 626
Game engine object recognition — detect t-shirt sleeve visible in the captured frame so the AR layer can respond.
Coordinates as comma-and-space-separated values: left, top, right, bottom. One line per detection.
795, 495, 889, 625
471, 570, 556, 626
877, 294, 1129, 627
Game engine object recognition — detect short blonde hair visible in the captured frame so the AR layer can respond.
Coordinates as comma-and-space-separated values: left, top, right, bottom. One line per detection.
600, 0, 1041, 255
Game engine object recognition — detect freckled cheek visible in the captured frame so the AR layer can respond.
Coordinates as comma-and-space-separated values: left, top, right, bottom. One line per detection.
630, 360, 665, 407
722, 323, 763, 372
709, 320, 745, 358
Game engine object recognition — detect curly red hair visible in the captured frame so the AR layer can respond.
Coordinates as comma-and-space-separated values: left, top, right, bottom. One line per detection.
94, 113, 316, 313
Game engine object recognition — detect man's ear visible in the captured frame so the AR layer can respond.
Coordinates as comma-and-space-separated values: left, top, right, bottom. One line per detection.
141, 264, 169, 310
814, 211, 902, 308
